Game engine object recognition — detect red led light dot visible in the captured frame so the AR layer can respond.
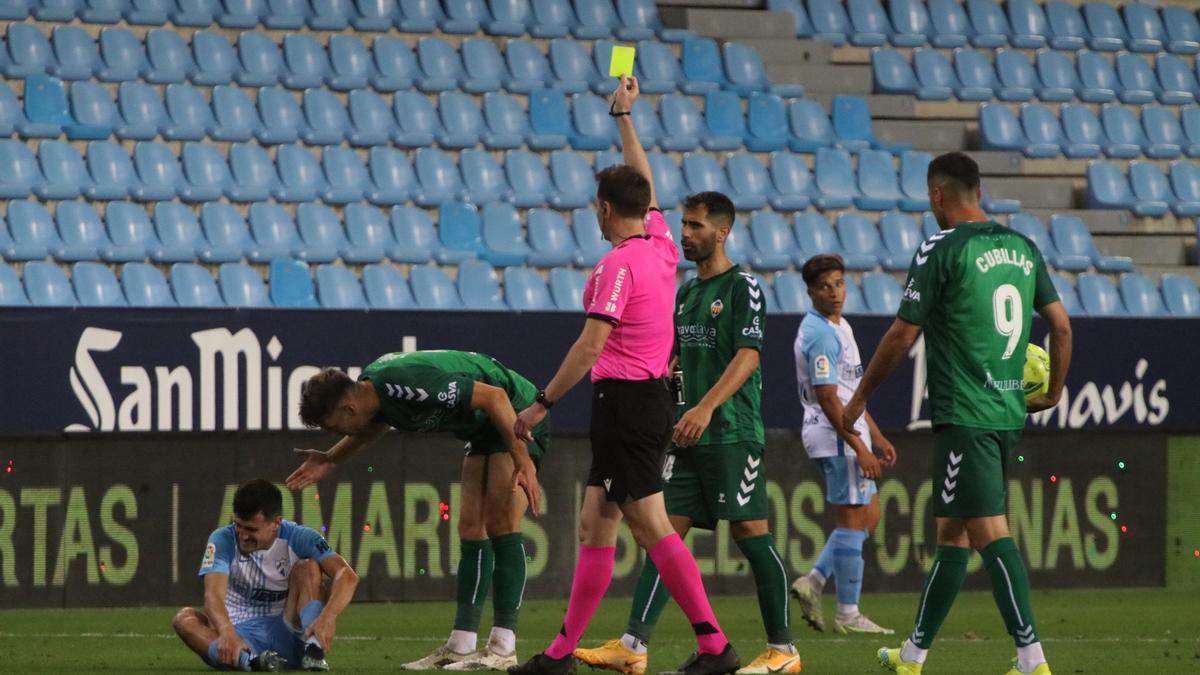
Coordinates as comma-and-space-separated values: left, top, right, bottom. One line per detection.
1120, 525, 1128, 534
1049, 475, 1057, 483
362, 524, 371, 532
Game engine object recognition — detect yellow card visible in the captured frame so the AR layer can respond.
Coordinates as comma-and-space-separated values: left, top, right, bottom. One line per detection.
608, 45, 636, 78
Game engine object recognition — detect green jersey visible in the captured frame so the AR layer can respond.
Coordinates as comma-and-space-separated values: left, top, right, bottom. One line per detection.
897, 221, 1059, 430
674, 265, 766, 445
359, 350, 537, 441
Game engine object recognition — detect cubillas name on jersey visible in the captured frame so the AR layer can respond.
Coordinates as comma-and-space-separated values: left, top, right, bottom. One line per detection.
975, 248, 1035, 275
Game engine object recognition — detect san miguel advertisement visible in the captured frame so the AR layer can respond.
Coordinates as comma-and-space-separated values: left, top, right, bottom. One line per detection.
0, 431, 1165, 608
0, 308, 1192, 435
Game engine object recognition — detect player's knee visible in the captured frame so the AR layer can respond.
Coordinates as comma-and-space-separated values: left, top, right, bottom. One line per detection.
458, 519, 487, 539
291, 559, 321, 587
730, 519, 768, 539
172, 607, 199, 635
484, 512, 518, 536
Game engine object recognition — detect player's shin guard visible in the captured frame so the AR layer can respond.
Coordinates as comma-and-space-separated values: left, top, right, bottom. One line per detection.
491, 533, 527, 632
625, 558, 670, 644
648, 533, 729, 655
909, 545, 970, 649
454, 539, 495, 633
544, 545, 616, 659
982, 538, 1040, 649
735, 534, 792, 645
830, 528, 867, 608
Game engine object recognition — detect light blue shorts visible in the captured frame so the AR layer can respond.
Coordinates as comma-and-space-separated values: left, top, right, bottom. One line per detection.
814, 455, 878, 506
234, 615, 304, 669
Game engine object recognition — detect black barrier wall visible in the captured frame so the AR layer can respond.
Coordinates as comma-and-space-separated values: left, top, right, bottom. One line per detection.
0, 430, 1163, 608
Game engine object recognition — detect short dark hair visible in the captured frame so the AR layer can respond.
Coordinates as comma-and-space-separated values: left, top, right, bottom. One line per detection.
801, 254, 845, 286
299, 368, 355, 428
927, 151, 980, 195
596, 165, 652, 219
233, 479, 282, 520
681, 191, 735, 227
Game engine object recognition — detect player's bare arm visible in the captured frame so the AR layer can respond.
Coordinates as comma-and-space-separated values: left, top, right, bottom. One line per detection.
472, 382, 542, 512
612, 75, 656, 210
1027, 300, 1073, 413
287, 421, 390, 490
203, 572, 249, 667
305, 553, 359, 653
843, 317, 923, 433
814, 384, 882, 479
863, 411, 897, 466
672, 347, 759, 448
515, 317, 613, 440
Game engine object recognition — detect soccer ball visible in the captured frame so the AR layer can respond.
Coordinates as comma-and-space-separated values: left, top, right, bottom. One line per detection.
1024, 343, 1050, 401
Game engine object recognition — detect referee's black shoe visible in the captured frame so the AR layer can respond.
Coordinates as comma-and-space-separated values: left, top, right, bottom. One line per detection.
508, 652, 576, 675
657, 643, 740, 675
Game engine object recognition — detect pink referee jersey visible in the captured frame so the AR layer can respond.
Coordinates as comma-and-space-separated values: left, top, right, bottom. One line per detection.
583, 209, 679, 382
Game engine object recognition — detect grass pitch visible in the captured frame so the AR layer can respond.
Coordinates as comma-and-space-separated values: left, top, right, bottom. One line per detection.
1, 589, 1196, 673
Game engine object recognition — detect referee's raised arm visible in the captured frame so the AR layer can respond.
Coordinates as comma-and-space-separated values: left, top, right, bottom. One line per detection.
611, 75, 656, 210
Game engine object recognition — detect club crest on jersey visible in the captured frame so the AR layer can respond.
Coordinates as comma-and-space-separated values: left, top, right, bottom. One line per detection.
814, 355, 832, 379
710, 299, 724, 318
275, 558, 290, 577
201, 543, 216, 569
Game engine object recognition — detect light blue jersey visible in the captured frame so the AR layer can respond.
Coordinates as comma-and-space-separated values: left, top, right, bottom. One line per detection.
793, 311, 871, 459
198, 520, 333, 625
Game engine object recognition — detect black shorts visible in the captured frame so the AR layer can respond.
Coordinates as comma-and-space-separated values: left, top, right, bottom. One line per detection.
587, 377, 673, 502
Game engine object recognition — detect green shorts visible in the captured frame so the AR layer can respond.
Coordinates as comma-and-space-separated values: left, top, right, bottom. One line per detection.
662, 442, 767, 530
464, 417, 550, 464
932, 424, 1023, 518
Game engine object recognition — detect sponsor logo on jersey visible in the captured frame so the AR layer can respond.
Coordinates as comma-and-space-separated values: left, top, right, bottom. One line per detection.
975, 247, 1034, 276
710, 299, 724, 318
741, 315, 763, 339
201, 543, 216, 569
677, 324, 717, 347
437, 381, 460, 407
814, 354, 832, 379
903, 279, 921, 303
984, 370, 1024, 392
604, 266, 628, 314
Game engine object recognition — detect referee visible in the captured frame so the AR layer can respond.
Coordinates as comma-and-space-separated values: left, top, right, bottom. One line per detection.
509, 76, 738, 675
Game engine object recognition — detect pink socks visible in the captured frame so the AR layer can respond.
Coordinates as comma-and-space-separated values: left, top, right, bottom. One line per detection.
649, 533, 729, 654
544, 546, 615, 659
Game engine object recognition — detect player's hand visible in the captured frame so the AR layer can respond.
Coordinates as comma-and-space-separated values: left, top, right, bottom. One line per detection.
842, 396, 866, 436
514, 404, 546, 443
855, 447, 883, 480
612, 74, 639, 112
875, 436, 897, 466
305, 612, 336, 653
672, 404, 712, 448
286, 449, 336, 490
216, 629, 250, 667
511, 451, 541, 515
1026, 394, 1059, 413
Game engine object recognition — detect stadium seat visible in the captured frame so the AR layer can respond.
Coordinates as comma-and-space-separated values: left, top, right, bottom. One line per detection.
841, 274, 868, 313
739, 92, 789, 153
525, 208, 575, 266
1073, 51, 1122, 102
410, 264, 465, 309
631, 40, 679, 95
409, 147, 463, 207
198, 202, 252, 263
548, 267, 584, 310
1049, 272, 1082, 315
1007, 212, 1072, 271
118, 262, 172, 307
322, 146, 369, 204
99, 202, 159, 264
293, 202, 350, 263
1038, 48, 1089, 102
19, 75, 70, 139
234, 32, 282, 87
210, 85, 261, 142
343, 89, 392, 147
34, 140, 87, 200
391, 90, 440, 148
589, 40, 621, 95
1142, 105, 1189, 159
1162, 6, 1200, 55
1169, 161, 1200, 214
163, 84, 213, 142
50, 26, 97, 81
314, 264, 367, 309
571, 207, 610, 266
546, 38, 594, 95
437, 200, 485, 260
94, 27, 144, 83
168, 0, 215, 27
965, 0, 1011, 48
459, 148, 511, 204
1155, 54, 1199, 106
1119, 4, 1161, 54
1045, 1, 1087, 51
501, 266, 553, 311
308, 0, 356, 31
748, 211, 803, 268
979, 103, 1026, 153
221, 0, 269, 28
1160, 273, 1200, 316
130, 141, 183, 201
438, 91, 487, 149
786, 99, 834, 152
480, 202, 531, 266
1133, 160, 1200, 217
619, 0, 690, 41
793, 212, 844, 263
266, 258, 316, 308
502, 40, 549, 94
678, 37, 725, 94
835, 94, 905, 151
246, 202, 302, 262
178, 142, 232, 203
486, 0, 530, 36
274, 144, 327, 203
397, 0, 440, 32
216, 262, 270, 307
836, 213, 884, 270
897, 150, 931, 211
683, 152, 749, 208
1050, 212, 1134, 272
1076, 272, 1125, 316
572, 0, 619, 39
1117, 272, 1165, 317
861, 271, 901, 314
357, 147, 413, 207
878, 211, 922, 268
807, 0, 850, 45
953, 48, 998, 101
167, 263, 220, 307
767, 151, 814, 211
392, 204, 472, 264
454, 38, 504, 95
369, 36, 416, 92
994, 49, 1036, 102
0, 82, 19, 137
84, 141, 136, 200
872, 47, 919, 97
340, 203, 395, 260
549, 150, 596, 209
0, 200, 55, 263
526, 0, 572, 38
1019, 103, 1066, 158
1115, 52, 1163, 105
499, 150, 549, 208
571, 92, 617, 150
768, 0, 814, 39
854, 149, 901, 210
911, 48, 956, 101
416, 37, 464, 93
645, 152, 684, 209
62, 80, 113, 141
191, 31, 239, 87
1099, 104, 1148, 159
846, 0, 892, 47
282, 34, 331, 90
1081, 2, 1126, 52
362, 264, 416, 309
253, 86, 304, 145
477, 92, 527, 150
702, 90, 747, 151
324, 35, 372, 91
112, 82, 165, 141
147, 23, 201, 79
1087, 161, 1141, 212
727, 153, 779, 212
1059, 103, 1103, 158
301, 88, 349, 145
4, 23, 54, 79
0, 140, 46, 199
528, 88, 574, 149
1006, 0, 1048, 49
769, 271, 809, 313
24, 260, 77, 306
56, 201, 121, 262
652, 94, 700, 152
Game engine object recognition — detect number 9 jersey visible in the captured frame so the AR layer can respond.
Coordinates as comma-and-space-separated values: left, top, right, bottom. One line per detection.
897, 221, 1059, 431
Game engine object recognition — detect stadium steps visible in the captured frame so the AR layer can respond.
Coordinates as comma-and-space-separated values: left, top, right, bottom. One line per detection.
667, 7, 796, 39
767, 63, 872, 94
1094, 234, 1195, 266
986, 176, 1084, 209
736, 39, 832, 67
876, 119, 970, 150
1024, 208, 1134, 234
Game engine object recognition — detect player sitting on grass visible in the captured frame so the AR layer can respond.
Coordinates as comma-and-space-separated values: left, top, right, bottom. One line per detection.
288, 351, 545, 672
172, 479, 359, 672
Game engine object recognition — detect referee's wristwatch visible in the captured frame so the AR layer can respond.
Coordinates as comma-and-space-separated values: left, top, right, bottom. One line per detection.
535, 389, 555, 409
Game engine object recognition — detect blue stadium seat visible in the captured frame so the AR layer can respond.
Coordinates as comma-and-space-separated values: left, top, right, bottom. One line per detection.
274, 144, 327, 203
1155, 54, 1199, 106
459, 37, 507, 94
152, 201, 208, 261
589, 40, 621, 95
169, 262, 223, 306
54, 201, 113, 262
529, 0, 573, 38
1081, 49, 1129, 103
392, 90, 440, 148
836, 213, 884, 269
1141, 105, 1187, 159
63, 80, 113, 140
680, 152, 741, 207
548, 266, 585, 310
480, 202, 531, 266
0, 141, 45, 199
301, 88, 350, 145
526, 208, 575, 266
346, 89, 394, 147
99, 202, 155, 263
807, 0, 849, 45
771, 271, 811, 313
618, 0, 691, 42
219, 262, 271, 307
504, 267, 554, 311
35, 140, 88, 199
547, 37, 595, 95
392, 204, 473, 264
114, 81, 166, 140
725, 153, 776, 211
634, 40, 680, 95
436, 91, 484, 149
841, 274, 869, 314
485, 0, 530, 36
1006, 0, 1049, 49
653, 94, 700, 152
50, 26, 97, 81
478, 92, 526, 150
162, 84, 212, 141
503, 39, 550, 94
410, 264, 464, 309
308, 0, 356, 31
622, 98, 662, 151
247, 202, 303, 262
1051, 212, 1134, 272
1123, 4, 1165, 54
888, 0, 933, 46
281, 34, 331, 89
369, 36, 416, 92
879, 211, 922, 268
793, 212, 848, 263
322, 146, 369, 204
130, 141, 182, 201
343, 203, 398, 261
325, 35, 372, 91
572, 0, 619, 40
1038, 48, 1089, 102
1160, 273, 1200, 316
1132, 159, 1198, 217
979, 102, 1025, 153
571, 207, 610, 266
413, 147, 465, 206
503, 149, 553, 208
93, 27, 144, 83
768, 151, 814, 211
5, 23, 54, 79
646, 152, 684, 209
786, 98, 834, 152
1059, 103, 1103, 158
703, 90, 747, 151
296, 203, 354, 263
234, 31, 281, 87
3, 199, 57, 262
460, 148, 511, 203
1045, 1, 1088, 51
363, 146, 412, 206
254, 86, 304, 145
199, 202, 253, 263
921, 212, 941, 239
315, 264, 367, 308
223, 0, 269, 28
742, 92, 789, 153
1162, 6, 1200, 55
0, 0, 31, 20
872, 47, 919, 97
362, 263, 416, 309
20, 75, 70, 139
438, 200, 486, 260
965, 0, 1011, 48
898, 150, 931, 211
1049, 272, 1083, 315
768, 0, 814, 39
929, 0, 980, 48
1082, 2, 1126, 52
1099, 104, 1146, 159
727, 41, 803, 97
862, 271, 901, 314
846, 0, 892, 47
1117, 272, 1165, 317
188, 31, 240, 87
223, 142, 276, 200
549, 150, 596, 209
119, 262, 173, 307
528, 88, 572, 149
354, 0, 396, 30
953, 48, 998, 101
0, 82, 19, 137
748, 211, 803, 268
572, 92, 617, 150
397, 0, 439, 32
36, 0, 84, 22
210, 84, 260, 141
680, 37, 725, 93
1019, 103, 1065, 158
416, 36, 464, 93
911, 48, 956, 101
1169, 161, 1200, 214
1087, 160, 1140, 212
84, 140, 135, 200
1076, 272, 1125, 316
168, 0, 214, 26
855, 149, 902, 210
178, 142, 232, 202
994, 49, 1036, 102
1008, 211, 1078, 271
1115, 52, 1162, 105
23, 260, 76, 306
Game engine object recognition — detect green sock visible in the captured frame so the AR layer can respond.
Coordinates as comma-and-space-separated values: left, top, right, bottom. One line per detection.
490, 533, 527, 631
735, 534, 793, 645
982, 538, 1040, 647
453, 539, 493, 632
910, 545, 970, 649
624, 558, 670, 643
